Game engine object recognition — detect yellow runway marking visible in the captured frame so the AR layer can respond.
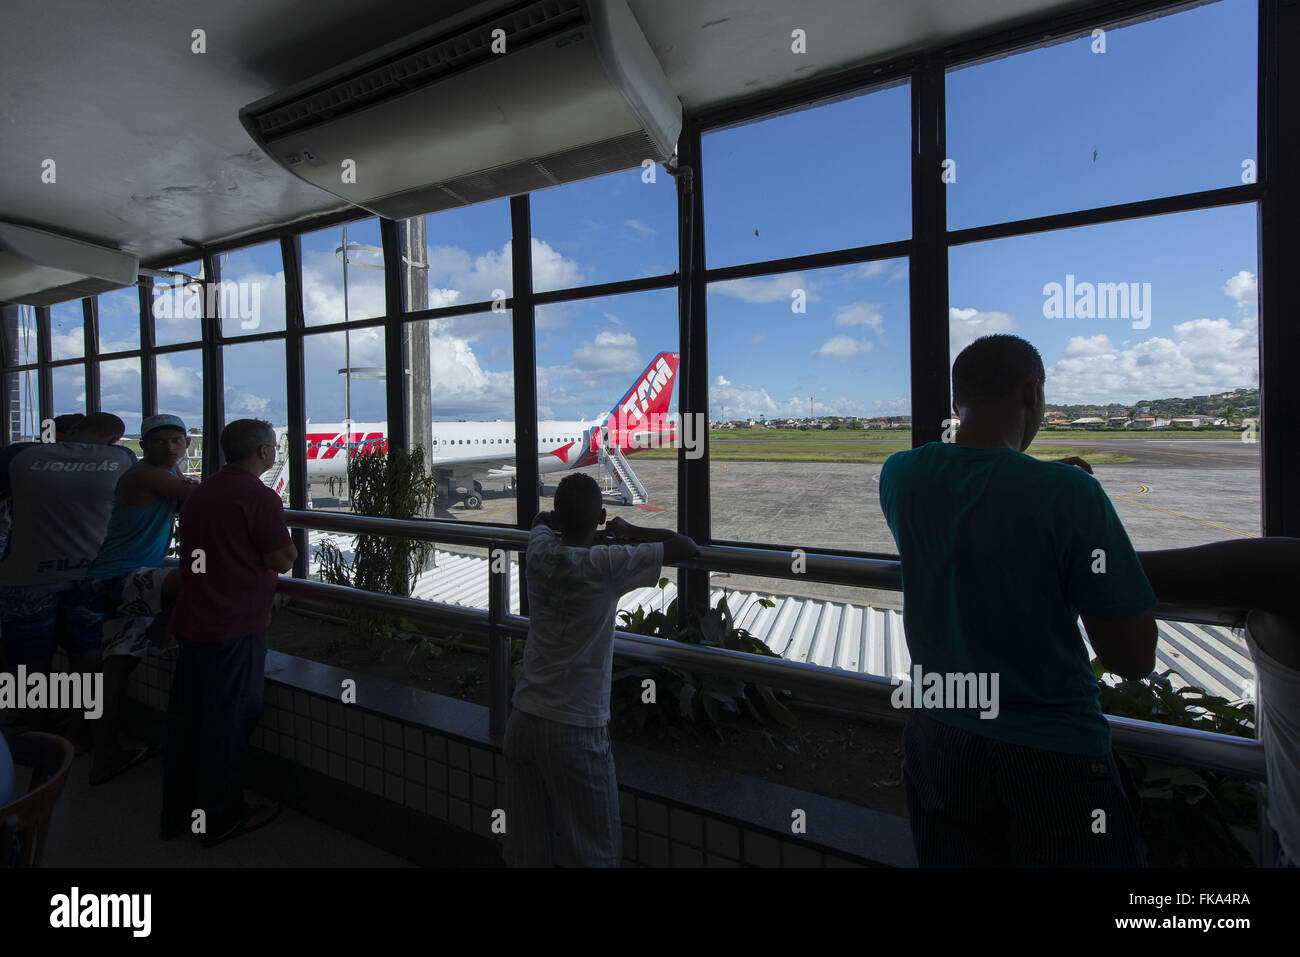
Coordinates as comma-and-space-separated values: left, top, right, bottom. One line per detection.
1110, 481, 1257, 539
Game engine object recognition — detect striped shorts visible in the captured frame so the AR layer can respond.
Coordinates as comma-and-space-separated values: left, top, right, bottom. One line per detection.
902, 711, 1145, 867
502, 707, 621, 867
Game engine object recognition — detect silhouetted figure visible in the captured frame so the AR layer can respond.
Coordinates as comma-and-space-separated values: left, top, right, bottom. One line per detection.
880, 334, 1156, 866
0, 414, 132, 744
160, 419, 295, 846
83, 414, 196, 785
1139, 537, 1300, 867
504, 472, 697, 867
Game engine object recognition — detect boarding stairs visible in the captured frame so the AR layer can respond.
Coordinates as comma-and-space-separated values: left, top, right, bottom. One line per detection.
599, 443, 648, 505
263, 429, 292, 506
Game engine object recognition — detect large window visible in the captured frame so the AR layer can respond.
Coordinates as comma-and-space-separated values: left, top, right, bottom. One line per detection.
703, 83, 911, 269
50, 364, 84, 418
155, 349, 203, 431
151, 260, 204, 348
945, 0, 1257, 230
948, 204, 1260, 549
218, 241, 286, 337
302, 220, 386, 327
530, 167, 676, 291
50, 300, 84, 360
97, 286, 140, 354
303, 328, 386, 512
99, 357, 142, 437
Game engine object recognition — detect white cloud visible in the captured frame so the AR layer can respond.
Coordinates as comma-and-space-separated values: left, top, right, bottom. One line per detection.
570, 330, 641, 375
715, 375, 731, 386
603, 312, 622, 325
623, 219, 656, 239
833, 302, 884, 332
1222, 271, 1257, 310
749, 331, 768, 345
815, 335, 870, 361
1063, 334, 1115, 358
1045, 316, 1258, 404
712, 273, 810, 304
851, 261, 889, 279
949, 306, 1018, 356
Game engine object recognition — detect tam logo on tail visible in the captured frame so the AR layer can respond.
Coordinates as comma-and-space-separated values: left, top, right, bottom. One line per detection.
611, 352, 677, 434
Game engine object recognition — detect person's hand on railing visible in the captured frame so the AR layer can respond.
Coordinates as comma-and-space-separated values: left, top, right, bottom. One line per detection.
1052, 455, 1094, 474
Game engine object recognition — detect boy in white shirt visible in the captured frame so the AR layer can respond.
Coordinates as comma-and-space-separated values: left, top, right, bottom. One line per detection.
504, 472, 697, 867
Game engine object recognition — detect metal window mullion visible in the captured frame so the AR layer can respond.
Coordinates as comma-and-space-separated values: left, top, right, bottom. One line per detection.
139, 278, 157, 418
1259, 0, 1299, 537
380, 217, 408, 453
201, 253, 225, 475
283, 234, 310, 578
910, 60, 950, 449
510, 195, 538, 607
35, 306, 52, 427
678, 122, 710, 620
84, 297, 101, 414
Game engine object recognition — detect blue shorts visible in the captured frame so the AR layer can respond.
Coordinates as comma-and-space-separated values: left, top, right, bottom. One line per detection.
0, 581, 103, 665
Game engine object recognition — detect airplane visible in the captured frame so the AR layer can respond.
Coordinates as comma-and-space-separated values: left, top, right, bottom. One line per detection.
283, 351, 681, 509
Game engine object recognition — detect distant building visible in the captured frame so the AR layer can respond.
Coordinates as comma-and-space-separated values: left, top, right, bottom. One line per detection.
1071, 417, 1106, 428
1130, 416, 1157, 429
1107, 417, 1129, 428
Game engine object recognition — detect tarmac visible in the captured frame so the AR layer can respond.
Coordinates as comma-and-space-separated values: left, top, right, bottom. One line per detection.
316, 438, 1262, 610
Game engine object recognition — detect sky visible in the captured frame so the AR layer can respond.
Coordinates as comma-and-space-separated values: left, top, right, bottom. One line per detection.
31, 0, 1259, 434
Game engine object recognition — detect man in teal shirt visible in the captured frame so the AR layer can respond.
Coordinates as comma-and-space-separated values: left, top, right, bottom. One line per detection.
879, 334, 1156, 866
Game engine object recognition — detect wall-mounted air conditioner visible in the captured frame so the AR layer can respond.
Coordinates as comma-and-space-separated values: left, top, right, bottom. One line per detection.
0, 222, 139, 307
240, 0, 682, 219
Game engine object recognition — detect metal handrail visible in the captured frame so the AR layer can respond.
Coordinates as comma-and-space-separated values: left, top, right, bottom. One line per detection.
281, 509, 1264, 781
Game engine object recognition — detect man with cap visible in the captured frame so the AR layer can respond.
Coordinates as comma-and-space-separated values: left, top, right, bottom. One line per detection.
82, 413, 198, 785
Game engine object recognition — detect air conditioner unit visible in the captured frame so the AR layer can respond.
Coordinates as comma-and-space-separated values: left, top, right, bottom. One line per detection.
0, 222, 139, 307
239, 0, 681, 219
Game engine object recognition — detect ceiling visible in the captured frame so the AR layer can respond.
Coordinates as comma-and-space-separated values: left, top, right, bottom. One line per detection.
0, 0, 1099, 268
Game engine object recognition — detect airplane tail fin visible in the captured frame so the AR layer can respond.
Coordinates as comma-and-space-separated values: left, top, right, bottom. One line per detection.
604, 352, 679, 447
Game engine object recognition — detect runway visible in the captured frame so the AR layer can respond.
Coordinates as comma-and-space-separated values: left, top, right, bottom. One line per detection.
326, 452, 1261, 611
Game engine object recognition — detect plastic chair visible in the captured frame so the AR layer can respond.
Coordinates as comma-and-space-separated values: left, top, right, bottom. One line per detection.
0, 732, 75, 868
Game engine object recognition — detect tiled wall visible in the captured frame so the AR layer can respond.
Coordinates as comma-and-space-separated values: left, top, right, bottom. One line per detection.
124, 651, 881, 868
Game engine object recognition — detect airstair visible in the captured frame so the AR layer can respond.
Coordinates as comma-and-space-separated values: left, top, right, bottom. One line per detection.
263, 429, 292, 505
599, 443, 648, 505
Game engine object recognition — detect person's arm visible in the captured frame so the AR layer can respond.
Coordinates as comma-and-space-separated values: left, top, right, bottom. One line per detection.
1064, 478, 1158, 680
262, 543, 298, 574
531, 510, 557, 530
122, 464, 198, 506
605, 517, 699, 565
1081, 610, 1158, 681
1139, 538, 1300, 667
1138, 538, 1300, 621
251, 492, 296, 574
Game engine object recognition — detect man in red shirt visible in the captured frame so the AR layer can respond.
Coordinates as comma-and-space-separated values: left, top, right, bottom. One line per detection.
160, 418, 297, 846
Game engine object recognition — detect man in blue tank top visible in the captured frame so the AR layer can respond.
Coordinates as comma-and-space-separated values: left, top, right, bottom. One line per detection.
83, 414, 197, 785
880, 335, 1157, 866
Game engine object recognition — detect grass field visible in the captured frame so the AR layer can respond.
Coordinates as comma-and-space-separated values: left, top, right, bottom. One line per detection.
613, 425, 1252, 465
634, 433, 1134, 465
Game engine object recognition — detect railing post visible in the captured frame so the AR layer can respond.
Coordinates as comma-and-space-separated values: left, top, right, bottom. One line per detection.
487, 541, 511, 739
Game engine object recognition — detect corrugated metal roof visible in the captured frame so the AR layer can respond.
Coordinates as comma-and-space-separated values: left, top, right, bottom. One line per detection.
308, 532, 1255, 702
